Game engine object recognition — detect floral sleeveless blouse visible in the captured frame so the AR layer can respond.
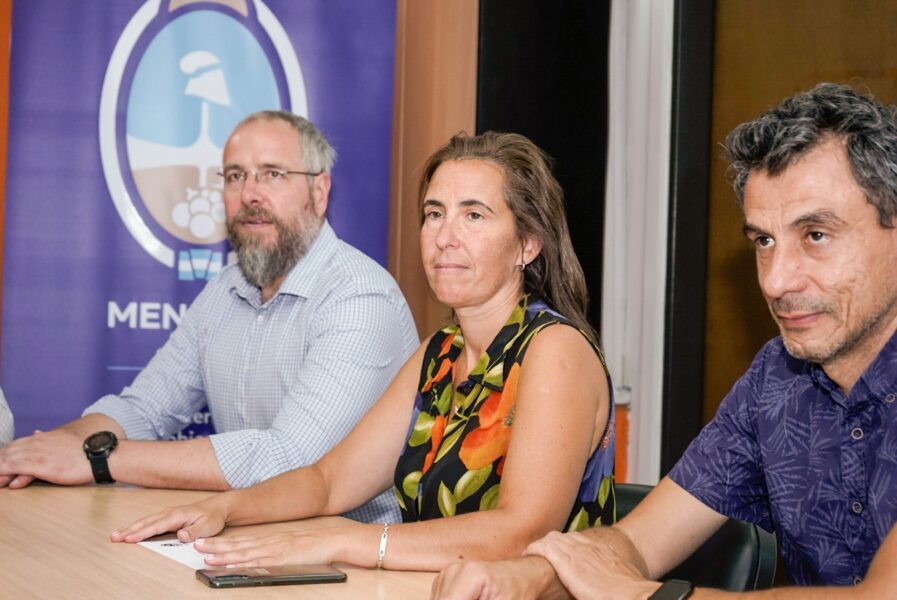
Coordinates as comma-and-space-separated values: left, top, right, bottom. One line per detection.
393, 295, 615, 530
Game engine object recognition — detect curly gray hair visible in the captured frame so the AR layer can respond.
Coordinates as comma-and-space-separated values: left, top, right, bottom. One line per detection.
725, 83, 897, 227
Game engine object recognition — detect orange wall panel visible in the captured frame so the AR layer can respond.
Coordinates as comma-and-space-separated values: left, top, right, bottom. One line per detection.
0, 0, 11, 327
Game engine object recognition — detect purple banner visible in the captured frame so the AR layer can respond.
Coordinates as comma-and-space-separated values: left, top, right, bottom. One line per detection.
2, 0, 397, 437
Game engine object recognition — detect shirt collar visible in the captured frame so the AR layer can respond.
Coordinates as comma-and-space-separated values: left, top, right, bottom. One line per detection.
808, 327, 897, 406
231, 219, 337, 304
853, 326, 897, 403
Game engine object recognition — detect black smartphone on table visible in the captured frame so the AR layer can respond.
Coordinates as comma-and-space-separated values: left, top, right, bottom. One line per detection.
196, 564, 347, 588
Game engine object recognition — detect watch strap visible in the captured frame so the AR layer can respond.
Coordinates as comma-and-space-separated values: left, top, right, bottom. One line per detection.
648, 579, 694, 600
88, 454, 115, 484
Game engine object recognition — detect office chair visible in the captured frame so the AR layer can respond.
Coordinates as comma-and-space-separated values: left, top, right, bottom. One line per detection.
615, 483, 777, 591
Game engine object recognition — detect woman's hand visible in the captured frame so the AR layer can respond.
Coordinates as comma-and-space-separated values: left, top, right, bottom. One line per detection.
194, 527, 343, 568
430, 556, 554, 600
110, 496, 229, 543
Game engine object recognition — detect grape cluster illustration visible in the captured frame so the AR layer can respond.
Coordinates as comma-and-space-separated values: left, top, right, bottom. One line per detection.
172, 186, 225, 239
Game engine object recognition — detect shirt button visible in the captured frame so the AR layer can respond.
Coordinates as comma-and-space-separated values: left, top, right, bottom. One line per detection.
257, 313, 264, 321
852, 501, 863, 514
886, 393, 896, 404
851, 427, 864, 440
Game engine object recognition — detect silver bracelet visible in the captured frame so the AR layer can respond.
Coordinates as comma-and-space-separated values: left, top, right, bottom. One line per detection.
377, 523, 390, 569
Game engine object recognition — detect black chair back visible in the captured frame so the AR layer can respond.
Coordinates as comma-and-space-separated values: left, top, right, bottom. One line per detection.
615, 483, 777, 591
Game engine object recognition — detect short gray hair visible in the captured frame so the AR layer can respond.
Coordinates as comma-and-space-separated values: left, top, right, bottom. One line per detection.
238, 110, 337, 174
725, 83, 897, 227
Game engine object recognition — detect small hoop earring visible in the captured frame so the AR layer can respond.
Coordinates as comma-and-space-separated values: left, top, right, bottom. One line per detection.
517, 263, 526, 272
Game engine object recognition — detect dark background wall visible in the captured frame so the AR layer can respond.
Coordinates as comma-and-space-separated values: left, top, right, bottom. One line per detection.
476, 1, 611, 331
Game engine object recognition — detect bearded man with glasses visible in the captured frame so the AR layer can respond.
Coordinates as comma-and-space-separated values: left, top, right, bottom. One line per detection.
0, 112, 418, 526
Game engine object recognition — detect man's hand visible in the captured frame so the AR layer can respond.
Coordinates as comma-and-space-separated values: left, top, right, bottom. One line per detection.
0, 428, 92, 488
430, 556, 563, 600
525, 531, 660, 600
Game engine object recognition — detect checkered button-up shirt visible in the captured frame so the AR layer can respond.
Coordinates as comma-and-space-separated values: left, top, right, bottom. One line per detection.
86, 221, 418, 523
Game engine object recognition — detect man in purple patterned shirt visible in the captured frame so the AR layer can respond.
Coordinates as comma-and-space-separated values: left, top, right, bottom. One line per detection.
430, 84, 897, 599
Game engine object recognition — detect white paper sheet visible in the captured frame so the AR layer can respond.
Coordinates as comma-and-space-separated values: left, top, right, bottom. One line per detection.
139, 535, 208, 570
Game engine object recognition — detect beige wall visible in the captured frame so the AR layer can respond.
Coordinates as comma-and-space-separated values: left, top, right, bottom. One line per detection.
0, 0, 10, 328
704, 0, 897, 419
388, 0, 479, 337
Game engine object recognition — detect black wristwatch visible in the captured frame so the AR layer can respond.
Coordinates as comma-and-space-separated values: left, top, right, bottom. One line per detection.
649, 579, 694, 600
83, 431, 118, 484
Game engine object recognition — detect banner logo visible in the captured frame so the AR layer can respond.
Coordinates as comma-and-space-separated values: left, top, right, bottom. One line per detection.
98, 0, 308, 279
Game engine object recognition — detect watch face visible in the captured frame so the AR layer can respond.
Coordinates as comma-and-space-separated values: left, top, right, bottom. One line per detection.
85, 431, 116, 452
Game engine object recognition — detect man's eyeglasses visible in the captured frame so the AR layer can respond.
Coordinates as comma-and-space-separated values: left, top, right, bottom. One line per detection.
218, 168, 322, 191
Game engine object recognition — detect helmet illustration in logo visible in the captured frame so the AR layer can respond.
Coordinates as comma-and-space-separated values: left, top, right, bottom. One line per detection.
99, 0, 308, 280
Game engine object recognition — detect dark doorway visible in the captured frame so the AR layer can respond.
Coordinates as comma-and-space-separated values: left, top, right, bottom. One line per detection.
476, 1, 611, 330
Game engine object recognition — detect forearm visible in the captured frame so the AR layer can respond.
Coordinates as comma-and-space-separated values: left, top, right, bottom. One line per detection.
59, 414, 125, 439
219, 463, 331, 527
340, 508, 554, 571
107, 437, 228, 490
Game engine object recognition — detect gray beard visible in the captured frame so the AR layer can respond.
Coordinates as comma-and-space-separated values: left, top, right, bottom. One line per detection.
774, 294, 897, 366
227, 205, 320, 289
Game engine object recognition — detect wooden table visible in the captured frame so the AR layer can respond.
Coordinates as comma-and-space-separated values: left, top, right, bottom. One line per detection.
0, 484, 436, 599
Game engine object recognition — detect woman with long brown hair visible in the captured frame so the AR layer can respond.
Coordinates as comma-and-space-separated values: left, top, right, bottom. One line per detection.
112, 131, 615, 572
